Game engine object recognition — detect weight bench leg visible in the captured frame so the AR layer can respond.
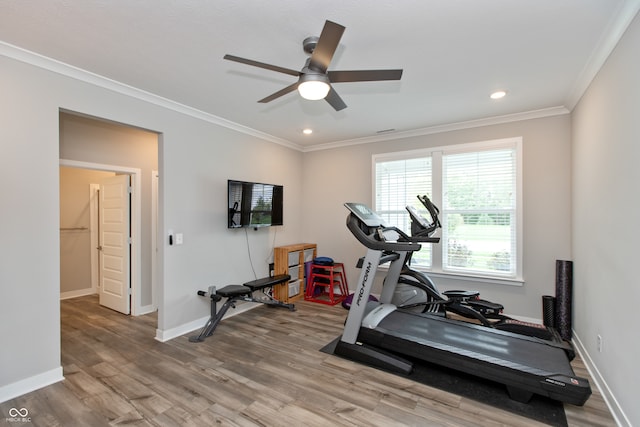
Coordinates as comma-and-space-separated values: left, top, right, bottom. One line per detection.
189, 297, 238, 342
248, 288, 296, 311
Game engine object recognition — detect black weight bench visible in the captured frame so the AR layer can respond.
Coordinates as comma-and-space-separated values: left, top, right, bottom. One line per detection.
189, 274, 294, 342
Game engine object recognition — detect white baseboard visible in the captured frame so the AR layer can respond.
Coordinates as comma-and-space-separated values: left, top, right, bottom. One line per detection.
0, 367, 64, 404
60, 289, 96, 300
136, 304, 157, 316
155, 301, 257, 342
155, 316, 208, 342
572, 331, 629, 426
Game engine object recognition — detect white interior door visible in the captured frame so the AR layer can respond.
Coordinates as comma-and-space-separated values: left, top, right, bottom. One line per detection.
99, 174, 131, 314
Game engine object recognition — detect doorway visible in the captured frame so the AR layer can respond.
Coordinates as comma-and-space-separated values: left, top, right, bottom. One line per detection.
59, 111, 160, 319
60, 161, 148, 315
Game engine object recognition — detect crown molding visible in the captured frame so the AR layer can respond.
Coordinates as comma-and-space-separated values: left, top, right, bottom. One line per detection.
565, 0, 640, 109
0, 41, 302, 151
302, 106, 570, 152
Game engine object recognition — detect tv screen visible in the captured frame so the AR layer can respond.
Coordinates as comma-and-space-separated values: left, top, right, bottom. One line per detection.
228, 180, 283, 228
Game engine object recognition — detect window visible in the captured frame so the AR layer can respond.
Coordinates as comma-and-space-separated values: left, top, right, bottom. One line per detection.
373, 137, 522, 283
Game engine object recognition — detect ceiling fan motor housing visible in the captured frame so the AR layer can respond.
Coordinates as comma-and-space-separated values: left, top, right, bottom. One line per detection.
303, 36, 319, 54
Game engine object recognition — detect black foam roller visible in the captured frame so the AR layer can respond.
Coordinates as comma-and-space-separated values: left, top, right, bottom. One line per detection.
555, 260, 573, 340
542, 295, 555, 328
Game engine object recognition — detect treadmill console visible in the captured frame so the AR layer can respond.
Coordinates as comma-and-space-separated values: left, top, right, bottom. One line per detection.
406, 204, 431, 230
344, 203, 388, 228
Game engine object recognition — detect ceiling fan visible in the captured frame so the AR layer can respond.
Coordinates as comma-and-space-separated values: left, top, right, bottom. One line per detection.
223, 20, 403, 111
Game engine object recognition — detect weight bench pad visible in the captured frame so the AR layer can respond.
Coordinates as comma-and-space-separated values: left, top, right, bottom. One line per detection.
243, 274, 291, 291
216, 285, 251, 298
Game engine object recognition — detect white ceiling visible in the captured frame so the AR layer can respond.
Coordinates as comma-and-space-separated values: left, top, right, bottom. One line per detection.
1, 1, 639, 150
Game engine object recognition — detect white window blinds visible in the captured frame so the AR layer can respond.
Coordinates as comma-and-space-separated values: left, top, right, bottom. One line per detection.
442, 148, 517, 276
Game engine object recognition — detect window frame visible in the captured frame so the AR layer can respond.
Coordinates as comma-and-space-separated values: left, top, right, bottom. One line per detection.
372, 137, 524, 286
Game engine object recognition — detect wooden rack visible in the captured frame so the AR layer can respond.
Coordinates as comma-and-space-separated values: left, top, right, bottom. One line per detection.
273, 243, 317, 303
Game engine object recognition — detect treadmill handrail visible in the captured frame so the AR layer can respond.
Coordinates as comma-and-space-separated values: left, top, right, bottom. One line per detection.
347, 213, 422, 252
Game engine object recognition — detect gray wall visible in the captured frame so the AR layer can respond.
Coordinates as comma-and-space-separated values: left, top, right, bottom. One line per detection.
0, 52, 303, 398
571, 11, 640, 426
1, 56, 63, 394
301, 115, 572, 320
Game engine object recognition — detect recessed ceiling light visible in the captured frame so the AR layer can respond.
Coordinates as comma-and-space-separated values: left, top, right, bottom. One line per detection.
302, 128, 313, 135
490, 90, 507, 100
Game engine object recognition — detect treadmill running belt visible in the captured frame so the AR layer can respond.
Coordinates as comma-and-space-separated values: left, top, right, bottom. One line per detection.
381, 311, 574, 374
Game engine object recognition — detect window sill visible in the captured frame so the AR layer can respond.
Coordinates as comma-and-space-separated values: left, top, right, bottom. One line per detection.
426, 270, 524, 287
379, 265, 524, 287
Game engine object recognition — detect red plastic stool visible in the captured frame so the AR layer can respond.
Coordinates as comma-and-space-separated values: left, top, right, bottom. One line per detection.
305, 262, 349, 305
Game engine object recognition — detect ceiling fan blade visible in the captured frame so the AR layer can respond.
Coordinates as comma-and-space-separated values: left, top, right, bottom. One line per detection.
328, 69, 403, 83
224, 54, 300, 77
258, 82, 299, 103
325, 86, 347, 111
308, 20, 345, 73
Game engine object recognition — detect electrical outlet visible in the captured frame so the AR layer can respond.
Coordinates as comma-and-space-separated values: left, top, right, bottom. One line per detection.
597, 334, 603, 352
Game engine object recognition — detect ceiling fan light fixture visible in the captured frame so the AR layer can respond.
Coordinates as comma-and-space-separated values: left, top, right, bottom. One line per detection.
298, 73, 330, 100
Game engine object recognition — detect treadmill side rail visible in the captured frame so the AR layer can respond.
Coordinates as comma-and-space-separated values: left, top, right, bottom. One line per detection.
541, 375, 592, 406
363, 304, 397, 329
334, 339, 413, 375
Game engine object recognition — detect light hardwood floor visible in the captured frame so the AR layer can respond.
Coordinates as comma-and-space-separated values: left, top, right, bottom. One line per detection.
1, 295, 616, 426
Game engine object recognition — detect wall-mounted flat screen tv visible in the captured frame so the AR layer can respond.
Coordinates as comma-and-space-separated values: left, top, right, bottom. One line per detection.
228, 180, 283, 228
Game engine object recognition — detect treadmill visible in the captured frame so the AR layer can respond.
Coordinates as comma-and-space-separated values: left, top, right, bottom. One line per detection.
334, 202, 591, 406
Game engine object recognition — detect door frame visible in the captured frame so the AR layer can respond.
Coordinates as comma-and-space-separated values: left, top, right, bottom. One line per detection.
60, 159, 144, 315
151, 170, 159, 311
89, 182, 100, 295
